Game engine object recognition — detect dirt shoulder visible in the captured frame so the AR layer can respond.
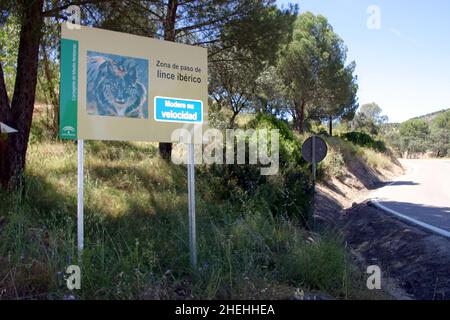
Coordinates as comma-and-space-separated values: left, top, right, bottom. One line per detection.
316, 158, 450, 300
315, 156, 403, 225
342, 201, 450, 300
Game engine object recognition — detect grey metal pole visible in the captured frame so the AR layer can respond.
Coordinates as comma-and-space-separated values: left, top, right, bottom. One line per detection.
312, 136, 316, 230
187, 143, 197, 269
312, 135, 316, 182
77, 139, 84, 261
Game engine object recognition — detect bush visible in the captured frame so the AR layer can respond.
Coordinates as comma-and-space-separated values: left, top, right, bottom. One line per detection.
341, 131, 386, 153
247, 113, 304, 167
198, 113, 313, 224
319, 150, 345, 180
316, 127, 329, 136
246, 114, 312, 223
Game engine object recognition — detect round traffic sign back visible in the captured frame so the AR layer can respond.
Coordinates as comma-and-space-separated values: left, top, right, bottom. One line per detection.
301, 136, 328, 164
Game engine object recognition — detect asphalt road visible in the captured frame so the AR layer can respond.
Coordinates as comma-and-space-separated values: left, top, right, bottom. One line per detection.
372, 159, 450, 233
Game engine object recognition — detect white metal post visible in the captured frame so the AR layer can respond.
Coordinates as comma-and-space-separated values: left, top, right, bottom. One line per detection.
187, 143, 197, 269
77, 139, 84, 261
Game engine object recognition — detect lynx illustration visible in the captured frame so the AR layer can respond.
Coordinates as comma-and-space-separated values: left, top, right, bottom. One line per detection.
86, 51, 149, 118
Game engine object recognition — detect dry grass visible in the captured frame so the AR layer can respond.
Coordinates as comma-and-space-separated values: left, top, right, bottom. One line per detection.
323, 135, 393, 172
0, 112, 391, 300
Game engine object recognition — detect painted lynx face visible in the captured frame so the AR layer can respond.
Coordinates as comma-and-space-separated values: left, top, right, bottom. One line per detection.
87, 56, 147, 118
100, 62, 136, 104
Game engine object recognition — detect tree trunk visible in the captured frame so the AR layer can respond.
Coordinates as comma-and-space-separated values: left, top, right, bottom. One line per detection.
329, 115, 333, 136
0, 63, 11, 124
41, 42, 59, 137
229, 111, 239, 128
298, 99, 306, 134
158, 0, 178, 160
0, 61, 11, 188
0, 0, 44, 189
290, 101, 299, 131
293, 114, 301, 131
291, 113, 298, 130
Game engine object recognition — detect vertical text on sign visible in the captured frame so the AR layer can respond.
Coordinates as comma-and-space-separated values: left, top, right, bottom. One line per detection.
60, 39, 79, 139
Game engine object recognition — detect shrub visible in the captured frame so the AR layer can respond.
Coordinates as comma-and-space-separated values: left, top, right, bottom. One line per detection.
198, 114, 313, 224
341, 131, 386, 153
316, 127, 329, 136
246, 114, 312, 223
319, 150, 345, 180
247, 113, 304, 166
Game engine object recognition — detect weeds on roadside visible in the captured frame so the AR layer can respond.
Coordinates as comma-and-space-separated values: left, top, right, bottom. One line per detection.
0, 114, 383, 300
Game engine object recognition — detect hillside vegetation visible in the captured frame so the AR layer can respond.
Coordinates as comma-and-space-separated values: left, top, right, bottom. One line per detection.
0, 108, 392, 300
412, 108, 450, 123
383, 109, 450, 158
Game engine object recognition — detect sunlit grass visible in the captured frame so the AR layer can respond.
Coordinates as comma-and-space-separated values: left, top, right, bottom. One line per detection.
0, 114, 387, 300
322, 135, 393, 175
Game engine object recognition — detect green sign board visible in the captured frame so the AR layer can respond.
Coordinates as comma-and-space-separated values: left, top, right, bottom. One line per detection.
59, 38, 78, 139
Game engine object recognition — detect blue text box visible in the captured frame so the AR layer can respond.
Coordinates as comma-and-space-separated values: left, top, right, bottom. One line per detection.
154, 96, 203, 124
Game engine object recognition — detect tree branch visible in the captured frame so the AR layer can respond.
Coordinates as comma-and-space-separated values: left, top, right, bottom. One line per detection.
42, 0, 110, 17
174, 9, 242, 36
128, 0, 164, 21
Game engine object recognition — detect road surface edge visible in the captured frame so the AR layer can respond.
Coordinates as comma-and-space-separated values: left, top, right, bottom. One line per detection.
371, 199, 450, 239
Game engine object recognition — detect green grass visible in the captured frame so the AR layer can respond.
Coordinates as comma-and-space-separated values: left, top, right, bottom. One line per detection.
0, 116, 386, 300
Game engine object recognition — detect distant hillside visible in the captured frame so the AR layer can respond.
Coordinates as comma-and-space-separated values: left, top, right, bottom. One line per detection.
385, 108, 450, 126
411, 108, 450, 123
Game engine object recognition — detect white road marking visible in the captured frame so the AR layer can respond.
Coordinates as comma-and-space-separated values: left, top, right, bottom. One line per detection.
370, 159, 450, 239
371, 199, 450, 239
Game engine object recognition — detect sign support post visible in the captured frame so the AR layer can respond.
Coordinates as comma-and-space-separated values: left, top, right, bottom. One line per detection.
187, 143, 197, 269
312, 136, 316, 230
312, 136, 316, 181
301, 135, 328, 231
77, 139, 84, 261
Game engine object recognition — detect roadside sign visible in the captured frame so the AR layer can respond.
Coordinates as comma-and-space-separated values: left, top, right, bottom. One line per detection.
302, 135, 328, 164
60, 24, 208, 143
0, 122, 18, 134
302, 135, 328, 230
0, 122, 18, 141
60, 24, 207, 269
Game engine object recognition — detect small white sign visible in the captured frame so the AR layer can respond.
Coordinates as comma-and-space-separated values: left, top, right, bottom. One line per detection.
0, 122, 18, 134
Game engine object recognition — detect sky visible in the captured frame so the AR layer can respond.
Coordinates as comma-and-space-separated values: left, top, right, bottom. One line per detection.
276, 0, 450, 123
